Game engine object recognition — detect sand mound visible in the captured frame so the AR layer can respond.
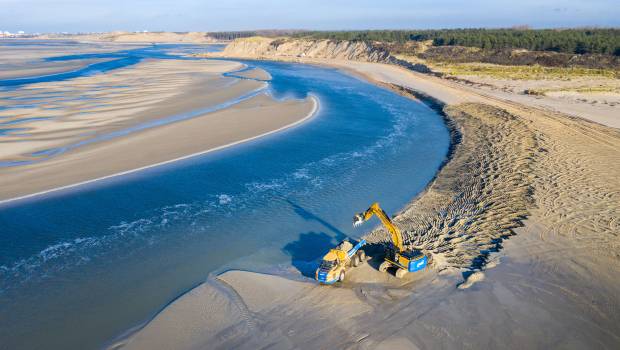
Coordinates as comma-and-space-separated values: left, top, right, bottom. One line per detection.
457, 271, 485, 289
366, 101, 537, 276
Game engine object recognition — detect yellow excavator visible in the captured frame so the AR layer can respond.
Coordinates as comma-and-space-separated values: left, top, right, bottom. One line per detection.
353, 202, 429, 278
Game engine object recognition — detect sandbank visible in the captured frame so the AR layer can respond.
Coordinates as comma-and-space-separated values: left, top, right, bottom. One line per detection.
31, 32, 223, 44
232, 67, 272, 81
0, 59, 113, 80
0, 93, 317, 204
0, 57, 318, 204
0, 59, 258, 162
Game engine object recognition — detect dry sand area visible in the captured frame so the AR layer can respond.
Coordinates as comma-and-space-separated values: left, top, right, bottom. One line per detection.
444, 73, 620, 129
119, 60, 620, 349
35, 31, 221, 44
0, 60, 316, 203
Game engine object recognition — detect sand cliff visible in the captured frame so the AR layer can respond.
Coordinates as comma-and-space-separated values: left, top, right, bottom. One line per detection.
213, 37, 392, 63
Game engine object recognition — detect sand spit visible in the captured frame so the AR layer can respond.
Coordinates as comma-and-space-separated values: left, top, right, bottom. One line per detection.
0, 40, 144, 79
119, 53, 620, 348
0, 40, 144, 61
0, 93, 316, 204
34, 32, 221, 44
0, 58, 111, 80
0, 58, 318, 203
232, 67, 272, 81
0, 59, 251, 163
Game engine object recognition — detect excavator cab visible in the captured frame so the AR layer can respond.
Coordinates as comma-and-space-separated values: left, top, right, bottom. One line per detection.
386, 245, 428, 273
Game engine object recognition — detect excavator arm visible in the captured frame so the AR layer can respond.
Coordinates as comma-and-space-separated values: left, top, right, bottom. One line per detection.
353, 202, 404, 252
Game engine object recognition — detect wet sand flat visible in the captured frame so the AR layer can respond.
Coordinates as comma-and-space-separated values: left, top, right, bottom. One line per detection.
0, 94, 317, 203
0, 40, 143, 80
0, 60, 263, 162
0, 59, 316, 203
0, 40, 144, 61
0, 59, 114, 80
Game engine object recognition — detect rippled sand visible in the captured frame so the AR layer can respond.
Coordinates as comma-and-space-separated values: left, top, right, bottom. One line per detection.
0, 40, 143, 79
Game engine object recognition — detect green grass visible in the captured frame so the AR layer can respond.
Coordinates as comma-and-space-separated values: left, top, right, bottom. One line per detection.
432, 63, 620, 80
524, 86, 620, 96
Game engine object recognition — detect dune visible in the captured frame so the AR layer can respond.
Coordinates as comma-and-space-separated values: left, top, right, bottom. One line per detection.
34, 31, 222, 44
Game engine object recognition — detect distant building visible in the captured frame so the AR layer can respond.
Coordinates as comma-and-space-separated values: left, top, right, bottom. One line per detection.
0, 30, 30, 38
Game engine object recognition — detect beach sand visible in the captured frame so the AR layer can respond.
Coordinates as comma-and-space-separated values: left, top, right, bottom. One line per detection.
117, 58, 620, 349
32, 32, 222, 44
0, 59, 114, 80
0, 59, 315, 203
0, 40, 144, 61
233, 67, 272, 81
0, 60, 261, 161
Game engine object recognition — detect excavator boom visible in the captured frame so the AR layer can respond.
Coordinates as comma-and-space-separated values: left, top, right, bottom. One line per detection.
353, 202, 404, 251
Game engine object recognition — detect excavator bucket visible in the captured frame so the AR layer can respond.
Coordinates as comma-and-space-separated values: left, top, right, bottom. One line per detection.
353, 213, 366, 227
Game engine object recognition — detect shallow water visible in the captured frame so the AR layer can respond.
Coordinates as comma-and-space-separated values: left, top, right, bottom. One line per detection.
0, 43, 450, 349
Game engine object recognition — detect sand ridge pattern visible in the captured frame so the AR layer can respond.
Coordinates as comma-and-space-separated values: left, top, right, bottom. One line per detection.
366, 100, 538, 274
367, 82, 619, 277
529, 110, 620, 241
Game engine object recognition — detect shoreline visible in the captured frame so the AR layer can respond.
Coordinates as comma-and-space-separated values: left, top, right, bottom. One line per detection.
0, 95, 318, 207
119, 56, 620, 349
208, 54, 618, 129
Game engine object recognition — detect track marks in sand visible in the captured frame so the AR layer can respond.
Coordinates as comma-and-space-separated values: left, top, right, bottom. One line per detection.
366, 102, 538, 273
529, 111, 620, 242
366, 90, 619, 290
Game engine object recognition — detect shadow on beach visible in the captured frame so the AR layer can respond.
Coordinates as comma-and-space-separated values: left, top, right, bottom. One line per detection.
282, 199, 347, 278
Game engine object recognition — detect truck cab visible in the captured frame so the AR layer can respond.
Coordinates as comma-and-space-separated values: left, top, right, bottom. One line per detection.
315, 239, 366, 284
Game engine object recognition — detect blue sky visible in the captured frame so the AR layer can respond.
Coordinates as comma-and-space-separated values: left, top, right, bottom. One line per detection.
1, 0, 618, 33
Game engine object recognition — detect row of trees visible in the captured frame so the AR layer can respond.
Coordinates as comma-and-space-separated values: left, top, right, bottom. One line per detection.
207, 31, 257, 41
295, 29, 620, 56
